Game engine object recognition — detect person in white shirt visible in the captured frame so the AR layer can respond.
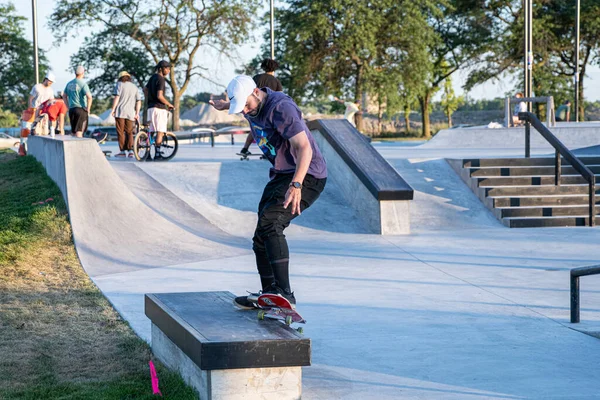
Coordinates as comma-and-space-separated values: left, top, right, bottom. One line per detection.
334, 97, 361, 127
29, 72, 56, 109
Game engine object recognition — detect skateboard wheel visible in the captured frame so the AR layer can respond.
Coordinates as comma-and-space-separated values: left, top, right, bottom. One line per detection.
258, 310, 265, 320
297, 327, 304, 334
285, 316, 293, 325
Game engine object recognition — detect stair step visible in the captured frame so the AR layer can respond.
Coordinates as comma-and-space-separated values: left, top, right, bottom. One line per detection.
484, 185, 595, 197
469, 165, 600, 177
463, 156, 600, 168
502, 216, 600, 228
477, 175, 599, 187
498, 205, 598, 218
490, 194, 599, 207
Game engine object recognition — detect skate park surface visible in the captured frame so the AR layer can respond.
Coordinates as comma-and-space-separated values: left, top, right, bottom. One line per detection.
32, 126, 600, 399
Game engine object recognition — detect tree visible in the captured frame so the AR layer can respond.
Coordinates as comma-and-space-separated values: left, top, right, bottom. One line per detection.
416, 0, 494, 138
0, 108, 19, 128
70, 32, 154, 97
466, 0, 600, 121
257, 0, 439, 133
0, 2, 49, 114
440, 73, 464, 127
51, 0, 260, 130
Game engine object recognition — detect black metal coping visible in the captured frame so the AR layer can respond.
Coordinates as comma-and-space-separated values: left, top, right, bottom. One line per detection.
145, 291, 311, 370
307, 119, 413, 201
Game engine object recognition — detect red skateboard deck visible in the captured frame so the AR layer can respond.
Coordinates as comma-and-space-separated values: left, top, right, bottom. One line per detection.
257, 294, 306, 325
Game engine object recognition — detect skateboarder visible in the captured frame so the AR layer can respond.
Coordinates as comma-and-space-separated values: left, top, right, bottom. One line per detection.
239, 59, 284, 157
210, 75, 327, 309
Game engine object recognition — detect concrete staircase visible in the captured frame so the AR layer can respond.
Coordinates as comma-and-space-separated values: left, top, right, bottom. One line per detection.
448, 157, 600, 228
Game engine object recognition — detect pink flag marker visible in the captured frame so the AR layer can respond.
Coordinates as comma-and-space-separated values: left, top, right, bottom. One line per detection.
149, 360, 162, 396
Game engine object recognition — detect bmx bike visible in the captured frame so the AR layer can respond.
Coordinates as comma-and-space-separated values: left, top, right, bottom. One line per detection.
133, 123, 179, 162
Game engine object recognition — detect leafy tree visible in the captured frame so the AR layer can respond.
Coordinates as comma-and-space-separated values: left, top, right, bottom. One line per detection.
70, 32, 154, 97
466, 0, 600, 121
440, 73, 464, 127
51, 0, 259, 130
0, 108, 19, 127
0, 2, 49, 114
416, 0, 494, 138
90, 97, 113, 116
255, 0, 439, 133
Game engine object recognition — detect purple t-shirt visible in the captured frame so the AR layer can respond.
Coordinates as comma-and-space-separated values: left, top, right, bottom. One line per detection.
244, 88, 327, 179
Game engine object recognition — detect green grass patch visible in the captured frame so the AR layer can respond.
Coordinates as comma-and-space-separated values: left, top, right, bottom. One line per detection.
0, 151, 196, 399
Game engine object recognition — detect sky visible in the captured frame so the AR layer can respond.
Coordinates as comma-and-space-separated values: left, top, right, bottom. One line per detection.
14, 1, 600, 102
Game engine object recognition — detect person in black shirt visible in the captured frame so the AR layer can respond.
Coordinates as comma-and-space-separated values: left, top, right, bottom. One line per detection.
253, 59, 283, 91
144, 60, 174, 160
240, 59, 284, 155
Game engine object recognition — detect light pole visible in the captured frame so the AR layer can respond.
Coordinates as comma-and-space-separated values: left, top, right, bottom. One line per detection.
574, 0, 580, 122
523, 0, 533, 157
269, 0, 275, 59
32, 0, 39, 84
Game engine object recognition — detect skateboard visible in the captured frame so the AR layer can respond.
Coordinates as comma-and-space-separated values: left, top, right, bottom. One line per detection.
236, 152, 265, 161
256, 293, 305, 334
102, 150, 112, 157
93, 131, 109, 144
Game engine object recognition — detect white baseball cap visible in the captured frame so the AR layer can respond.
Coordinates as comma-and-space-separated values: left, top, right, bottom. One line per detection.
44, 72, 56, 82
75, 65, 85, 75
226, 75, 256, 114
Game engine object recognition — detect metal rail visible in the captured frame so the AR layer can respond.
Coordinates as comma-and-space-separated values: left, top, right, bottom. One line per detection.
518, 112, 596, 226
570, 265, 600, 323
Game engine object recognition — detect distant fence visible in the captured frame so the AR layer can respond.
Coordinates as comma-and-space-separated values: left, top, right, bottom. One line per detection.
0, 128, 21, 137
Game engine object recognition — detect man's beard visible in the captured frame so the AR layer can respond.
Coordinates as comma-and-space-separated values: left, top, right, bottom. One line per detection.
247, 93, 266, 118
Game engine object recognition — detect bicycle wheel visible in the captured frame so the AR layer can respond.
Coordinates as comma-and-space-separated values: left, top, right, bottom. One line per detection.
133, 131, 150, 161
159, 132, 179, 161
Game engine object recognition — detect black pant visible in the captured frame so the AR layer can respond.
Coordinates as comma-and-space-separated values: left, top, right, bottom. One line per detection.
252, 173, 326, 294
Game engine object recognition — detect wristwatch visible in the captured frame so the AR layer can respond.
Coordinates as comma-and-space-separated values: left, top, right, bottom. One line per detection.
290, 181, 302, 189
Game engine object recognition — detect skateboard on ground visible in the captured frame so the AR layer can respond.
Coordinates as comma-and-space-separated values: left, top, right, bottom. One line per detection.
236, 152, 265, 161
102, 150, 112, 157
256, 293, 306, 334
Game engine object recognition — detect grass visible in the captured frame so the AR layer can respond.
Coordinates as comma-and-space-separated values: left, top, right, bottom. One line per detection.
0, 151, 197, 399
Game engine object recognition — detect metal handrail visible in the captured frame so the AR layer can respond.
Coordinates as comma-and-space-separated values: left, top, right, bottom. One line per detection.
570, 265, 600, 323
518, 112, 596, 226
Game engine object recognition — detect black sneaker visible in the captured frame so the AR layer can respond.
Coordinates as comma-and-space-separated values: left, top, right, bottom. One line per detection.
267, 285, 297, 308
233, 291, 261, 310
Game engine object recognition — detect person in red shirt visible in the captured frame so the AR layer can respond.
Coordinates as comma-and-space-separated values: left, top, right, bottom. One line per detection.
39, 93, 68, 135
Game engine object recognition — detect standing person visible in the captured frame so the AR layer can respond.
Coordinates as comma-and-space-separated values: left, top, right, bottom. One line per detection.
240, 59, 284, 156
556, 100, 571, 122
334, 97, 361, 127
63, 66, 93, 137
144, 60, 174, 161
111, 71, 142, 158
210, 75, 327, 308
29, 72, 56, 109
253, 58, 283, 91
512, 92, 527, 126
38, 93, 68, 136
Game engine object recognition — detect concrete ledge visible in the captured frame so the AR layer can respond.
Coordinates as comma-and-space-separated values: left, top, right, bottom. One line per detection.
426, 124, 600, 149
27, 135, 93, 209
308, 119, 412, 234
145, 291, 308, 400
152, 324, 302, 400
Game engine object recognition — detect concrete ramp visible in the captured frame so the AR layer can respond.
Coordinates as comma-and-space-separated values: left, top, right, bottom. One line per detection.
425, 123, 600, 149
27, 136, 248, 278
